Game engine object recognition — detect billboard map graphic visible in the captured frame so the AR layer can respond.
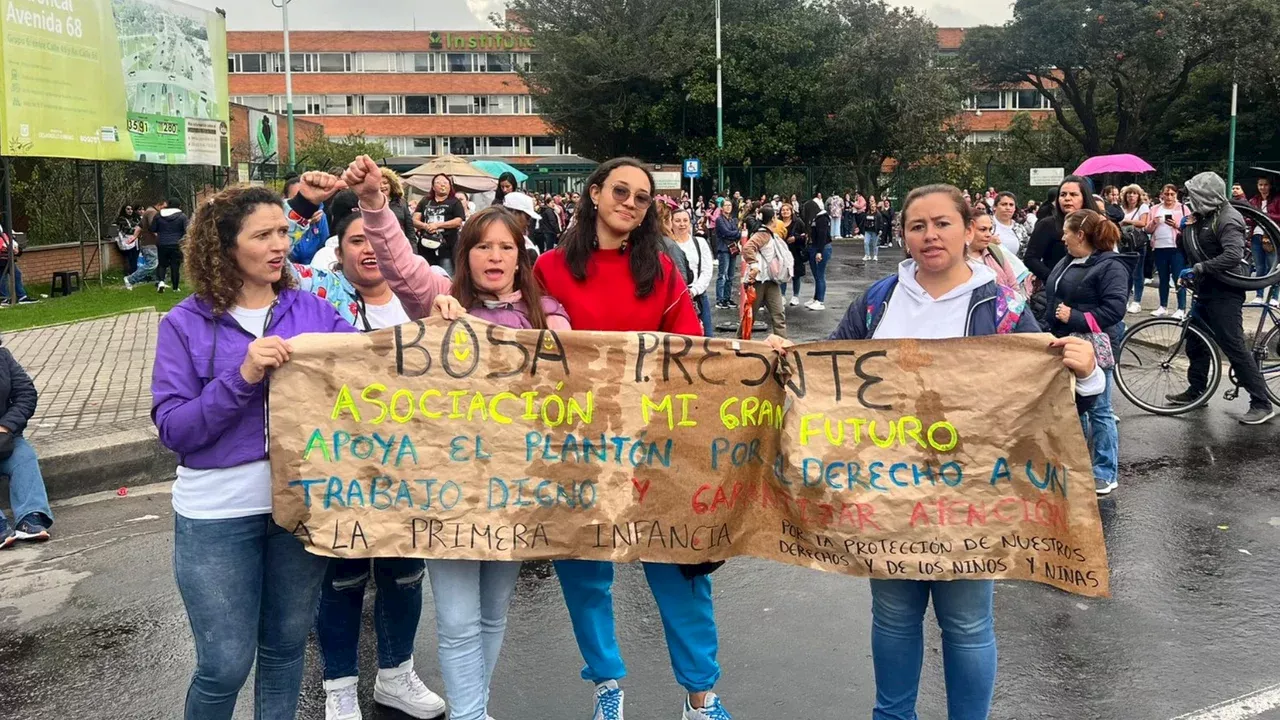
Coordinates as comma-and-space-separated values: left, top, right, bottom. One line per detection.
0, 0, 230, 165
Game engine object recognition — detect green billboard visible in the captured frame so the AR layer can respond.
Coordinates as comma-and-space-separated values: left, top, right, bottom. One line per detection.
0, 0, 230, 165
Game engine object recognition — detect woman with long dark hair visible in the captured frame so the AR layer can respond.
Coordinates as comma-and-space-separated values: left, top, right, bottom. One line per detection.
1025, 174, 1102, 284
493, 171, 519, 206
116, 203, 142, 275
412, 173, 465, 273
533, 158, 729, 720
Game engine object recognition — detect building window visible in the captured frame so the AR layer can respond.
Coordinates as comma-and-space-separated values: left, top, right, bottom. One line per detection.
517, 53, 539, 72
234, 95, 271, 111
485, 53, 514, 72
446, 53, 472, 72
360, 53, 396, 73
363, 95, 393, 114
487, 95, 517, 114
447, 137, 476, 155
405, 95, 437, 115
444, 95, 473, 114
324, 95, 351, 115
1014, 89, 1046, 110
486, 136, 518, 154
234, 53, 268, 73
526, 95, 539, 114
317, 53, 350, 72
412, 137, 436, 155
412, 53, 437, 72
530, 136, 558, 155
974, 91, 1004, 110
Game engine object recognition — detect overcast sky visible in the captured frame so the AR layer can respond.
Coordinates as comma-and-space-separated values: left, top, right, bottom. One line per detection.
190, 0, 1013, 32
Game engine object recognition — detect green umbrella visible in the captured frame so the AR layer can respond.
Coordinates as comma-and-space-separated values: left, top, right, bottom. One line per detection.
471, 160, 528, 184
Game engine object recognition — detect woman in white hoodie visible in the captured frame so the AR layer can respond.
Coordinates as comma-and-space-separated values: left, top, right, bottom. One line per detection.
769, 183, 1102, 720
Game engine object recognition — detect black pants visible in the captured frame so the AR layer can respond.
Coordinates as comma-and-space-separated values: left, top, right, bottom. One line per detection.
1186, 292, 1272, 408
121, 246, 140, 275
156, 245, 182, 287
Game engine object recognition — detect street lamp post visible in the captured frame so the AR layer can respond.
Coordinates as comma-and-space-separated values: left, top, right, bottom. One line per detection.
1227, 80, 1238, 189
715, 0, 724, 193
274, 0, 297, 171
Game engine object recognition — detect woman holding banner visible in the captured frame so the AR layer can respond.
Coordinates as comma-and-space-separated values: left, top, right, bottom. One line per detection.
338, 155, 570, 720
767, 184, 1103, 720
531, 158, 730, 720
151, 183, 358, 720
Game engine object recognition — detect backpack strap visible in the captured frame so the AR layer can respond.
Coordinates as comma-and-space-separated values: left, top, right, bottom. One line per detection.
863, 275, 899, 336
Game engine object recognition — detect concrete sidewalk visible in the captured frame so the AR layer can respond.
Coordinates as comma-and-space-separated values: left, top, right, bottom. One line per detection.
5, 311, 176, 500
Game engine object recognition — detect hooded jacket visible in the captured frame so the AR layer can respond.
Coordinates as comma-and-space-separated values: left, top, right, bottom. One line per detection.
0, 346, 37, 436
1185, 171, 1249, 296
151, 289, 356, 470
151, 207, 188, 246
1041, 251, 1131, 347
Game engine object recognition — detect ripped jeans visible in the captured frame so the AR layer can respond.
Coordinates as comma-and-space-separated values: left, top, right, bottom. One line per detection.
316, 558, 426, 680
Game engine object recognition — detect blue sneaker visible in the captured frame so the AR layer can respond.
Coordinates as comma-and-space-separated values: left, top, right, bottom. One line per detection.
0, 516, 14, 549
683, 692, 732, 720
592, 680, 624, 720
14, 513, 50, 542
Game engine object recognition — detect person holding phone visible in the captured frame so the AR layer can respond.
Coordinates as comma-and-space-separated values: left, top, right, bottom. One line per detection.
1144, 184, 1191, 319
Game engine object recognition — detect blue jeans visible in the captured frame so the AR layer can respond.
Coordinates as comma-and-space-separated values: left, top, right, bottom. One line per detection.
316, 557, 425, 679
715, 251, 736, 305
695, 293, 714, 337
0, 263, 28, 300
864, 231, 880, 258
809, 243, 832, 302
1079, 367, 1119, 482
1130, 244, 1147, 302
554, 560, 720, 692
426, 559, 523, 720
126, 246, 158, 285
1153, 247, 1186, 310
1, 436, 52, 526
870, 579, 996, 720
830, 215, 842, 238
173, 513, 328, 720
1251, 235, 1278, 301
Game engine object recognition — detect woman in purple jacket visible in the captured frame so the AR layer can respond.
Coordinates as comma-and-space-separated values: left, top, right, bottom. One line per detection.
151, 183, 356, 720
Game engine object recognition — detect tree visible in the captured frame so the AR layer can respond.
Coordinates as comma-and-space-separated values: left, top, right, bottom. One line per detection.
295, 131, 392, 173
961, 0, 1280, 157
502, 0, 962, 182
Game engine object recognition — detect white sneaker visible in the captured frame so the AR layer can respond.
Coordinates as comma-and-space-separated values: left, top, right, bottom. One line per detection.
683, 691, 732, 719
324, 676, 361, 720
1152, 306, 1168, 317
862, 255, 870, 261
808, 301, 825, 311
789, 296, 800, 306
373, 658, 446, 719
156, 281, 167, 293
124, 278, 133, 291
1126, 301, 1141, 314
1144, 278, 1155, 286
1171, 309, 1186, 320
1270, 298, 1280, 308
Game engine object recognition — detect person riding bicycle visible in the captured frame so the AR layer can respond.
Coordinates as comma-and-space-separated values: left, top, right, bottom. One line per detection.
1167, 171, 1276, 425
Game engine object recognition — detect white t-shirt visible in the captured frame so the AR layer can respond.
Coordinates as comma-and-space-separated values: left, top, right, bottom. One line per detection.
309, 236, 340, 272
992, 220, 1022, 257
1150, 204, 1181, 249
362, 293, 411, 330
172, 305, 273, 520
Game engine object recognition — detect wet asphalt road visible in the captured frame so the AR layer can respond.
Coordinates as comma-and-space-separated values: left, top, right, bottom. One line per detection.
3, 245, 1280, 720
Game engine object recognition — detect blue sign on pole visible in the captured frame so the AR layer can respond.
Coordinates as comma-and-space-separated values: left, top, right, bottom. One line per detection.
683, 158, 701, 178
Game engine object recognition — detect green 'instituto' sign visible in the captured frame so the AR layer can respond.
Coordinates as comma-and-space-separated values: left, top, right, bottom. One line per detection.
428, 31, 534, 52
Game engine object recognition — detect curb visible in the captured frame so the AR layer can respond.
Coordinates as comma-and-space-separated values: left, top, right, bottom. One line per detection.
26, 425, 176, 502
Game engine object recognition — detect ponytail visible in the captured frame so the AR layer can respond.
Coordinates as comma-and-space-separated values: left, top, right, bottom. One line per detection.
1064, 209, 1119, 252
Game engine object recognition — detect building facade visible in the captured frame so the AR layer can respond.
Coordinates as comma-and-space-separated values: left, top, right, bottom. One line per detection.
937, 27, 1053, 143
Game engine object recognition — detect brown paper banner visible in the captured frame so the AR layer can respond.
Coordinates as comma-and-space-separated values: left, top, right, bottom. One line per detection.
270, 317, 1109, 597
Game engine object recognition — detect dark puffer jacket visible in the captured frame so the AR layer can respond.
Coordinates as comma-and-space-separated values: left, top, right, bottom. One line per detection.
0, 347, 37, 436
1041, 251, 1131, 348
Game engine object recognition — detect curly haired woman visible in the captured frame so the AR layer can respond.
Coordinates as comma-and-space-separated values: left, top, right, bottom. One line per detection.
151, 183, 358, 720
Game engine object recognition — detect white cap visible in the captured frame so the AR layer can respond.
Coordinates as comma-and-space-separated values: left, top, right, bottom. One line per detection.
502, 191, 539, 220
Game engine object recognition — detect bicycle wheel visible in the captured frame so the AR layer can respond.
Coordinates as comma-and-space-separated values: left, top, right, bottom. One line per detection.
1258, 325, 1280, 406
1115, 317, 1220, 415
1181, 202, 1280, 291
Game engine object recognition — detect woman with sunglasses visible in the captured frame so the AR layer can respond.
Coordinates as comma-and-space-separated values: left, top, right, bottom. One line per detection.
533, 158, 729, 720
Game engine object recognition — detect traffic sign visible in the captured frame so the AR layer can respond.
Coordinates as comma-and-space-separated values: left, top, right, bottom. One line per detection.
683, 158, 701, 178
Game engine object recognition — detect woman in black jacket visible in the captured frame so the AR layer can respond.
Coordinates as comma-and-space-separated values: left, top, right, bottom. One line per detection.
0, 341, 52, 546
780, 201, 807, 305
1042, 209, 1130, 497
1026, 174, 1103, 284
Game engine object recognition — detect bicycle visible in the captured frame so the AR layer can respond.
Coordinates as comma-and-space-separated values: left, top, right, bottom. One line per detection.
1114, 201, 1280, 415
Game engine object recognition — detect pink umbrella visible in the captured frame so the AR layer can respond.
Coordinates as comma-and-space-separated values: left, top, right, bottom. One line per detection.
1073, 154, 1156, 176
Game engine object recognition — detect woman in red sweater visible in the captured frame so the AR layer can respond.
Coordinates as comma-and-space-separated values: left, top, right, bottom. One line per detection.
533, 158, 726, 720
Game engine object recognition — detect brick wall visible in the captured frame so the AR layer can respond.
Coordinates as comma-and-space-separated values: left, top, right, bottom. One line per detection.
12, 242, 123, 286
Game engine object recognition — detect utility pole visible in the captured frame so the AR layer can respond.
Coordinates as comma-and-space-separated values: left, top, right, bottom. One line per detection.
277, 0, 297, 171
715, 0, 724, 192
1227, 80, 1238, 189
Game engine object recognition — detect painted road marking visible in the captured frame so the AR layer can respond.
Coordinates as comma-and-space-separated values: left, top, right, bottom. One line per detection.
1173, 683, 1280, 720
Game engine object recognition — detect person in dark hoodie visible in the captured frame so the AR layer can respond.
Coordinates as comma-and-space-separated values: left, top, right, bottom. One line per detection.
151, 182, 357, 719
1042, 209, 1130, 495
0, 337, 52, 547
1168, 172, 1276, 425
151, 196, 189, 292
